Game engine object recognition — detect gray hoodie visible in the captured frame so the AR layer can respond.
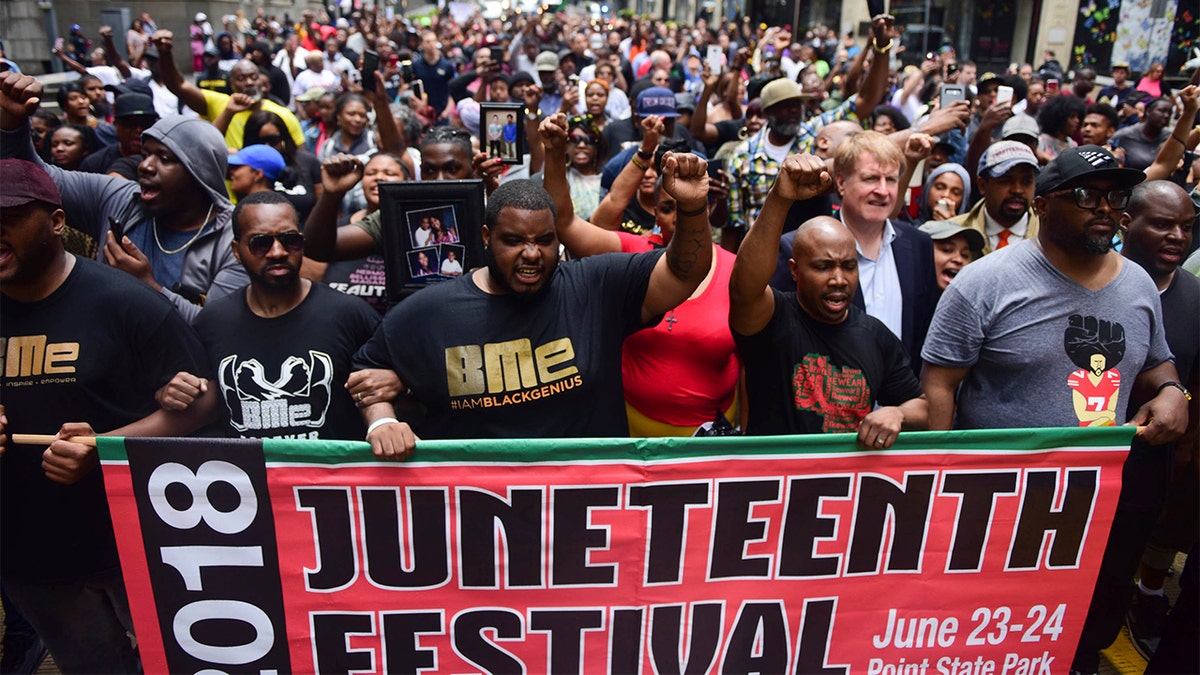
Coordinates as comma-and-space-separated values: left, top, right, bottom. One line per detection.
2, 116, 247, 322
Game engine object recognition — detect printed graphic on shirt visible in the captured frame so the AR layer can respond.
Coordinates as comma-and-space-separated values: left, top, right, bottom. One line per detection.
1, 335, 80, 385
218, 351, 333, 434
792, 353, 871, 432
444, 337, 583, 409
1063, 314, 1125, 427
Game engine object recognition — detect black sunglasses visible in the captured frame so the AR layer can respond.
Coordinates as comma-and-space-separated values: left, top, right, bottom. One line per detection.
569, 134, 599, 146
245, 231, 304, 256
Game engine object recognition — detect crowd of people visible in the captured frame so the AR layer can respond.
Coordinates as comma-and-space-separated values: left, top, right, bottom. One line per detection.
0, 5, 1198, 674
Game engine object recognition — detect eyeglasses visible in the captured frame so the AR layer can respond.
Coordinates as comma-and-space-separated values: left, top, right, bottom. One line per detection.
1050, 187, 1131, 210
568, 134, 598, 147
245, 231, 305, 256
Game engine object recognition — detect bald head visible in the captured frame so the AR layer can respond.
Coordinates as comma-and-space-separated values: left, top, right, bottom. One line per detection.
1127, 180, 1190, 216
1121, 180, 1195, 285
814, 121, 861, 160
792, 216, 855, 257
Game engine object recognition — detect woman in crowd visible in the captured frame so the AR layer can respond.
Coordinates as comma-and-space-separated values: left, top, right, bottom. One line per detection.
903, 162, 971, 227
1036, 93, 1084, 164
706, 70, 744, 124
30, 109, 61, 162
540, 113, 740, 436
126, 18, 150, 64
871, 104, 911, 134
563, 114, 606, 220
917, 221, 985, 290
316, 93, 376, 161
244, 110, 321, 222
582, 79, 614, 134
1135, 63, 1166, 98
54, 82, 95, 127
48, 124, 100, 171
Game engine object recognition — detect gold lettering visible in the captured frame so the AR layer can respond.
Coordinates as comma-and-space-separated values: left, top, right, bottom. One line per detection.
534, 337, 578, 383
6, 336, 47, 377
44, 342, 79, 375
446, 345, 485, 396
484, 339, 537, 393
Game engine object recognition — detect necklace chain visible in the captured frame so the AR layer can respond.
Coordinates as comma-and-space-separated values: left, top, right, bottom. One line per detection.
154, 203, 214, 255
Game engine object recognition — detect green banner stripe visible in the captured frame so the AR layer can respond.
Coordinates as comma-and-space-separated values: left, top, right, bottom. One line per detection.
97, 436, 129, 462
254, 427, 1135, 466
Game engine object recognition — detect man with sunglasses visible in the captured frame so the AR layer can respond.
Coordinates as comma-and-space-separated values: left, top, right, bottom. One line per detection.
923, 145, 1187, 440
153, 192, 385, 441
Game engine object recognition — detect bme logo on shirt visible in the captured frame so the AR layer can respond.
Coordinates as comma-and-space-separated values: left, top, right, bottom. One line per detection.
445, 337, 584, 409
1, 335, 80, 378
218, 351, 334, 433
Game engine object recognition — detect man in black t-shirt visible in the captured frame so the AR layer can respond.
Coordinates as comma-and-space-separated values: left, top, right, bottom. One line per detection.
729, 154, 928, 443
153, 192, 387, 441
0, 159, 206, 673
352, 159, 713, 460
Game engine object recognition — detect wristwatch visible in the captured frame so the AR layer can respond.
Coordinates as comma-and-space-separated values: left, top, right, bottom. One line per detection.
1157, 381, 1193, 401
636, 148, 654, 160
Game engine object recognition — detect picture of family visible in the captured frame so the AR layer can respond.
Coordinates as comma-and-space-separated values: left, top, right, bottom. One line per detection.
407, 205, 460, 248
406, 243, 466, 280
479, 103, 524, 165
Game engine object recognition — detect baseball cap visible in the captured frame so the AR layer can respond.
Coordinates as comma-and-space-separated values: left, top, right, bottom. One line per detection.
674, 92, 696, 112
1111, 61, 1130, 72
636, 87, 680, 118
977, 140, 1039, 178
228, 145, 286, 180
1000, 114, 1039, 143
977, 72, 1003, 88
70, 24, 81, 31
535, 51, 560, 72
1035, 145, 1145, 196
0, 159, 63, 208
760, 78, 805, 110
105, 78, 153, 97
510, 71, 536, 88
195, 12, 207, 22
919, 220, 985, 252
112, 93, 158, 120
295, 87, 328, 103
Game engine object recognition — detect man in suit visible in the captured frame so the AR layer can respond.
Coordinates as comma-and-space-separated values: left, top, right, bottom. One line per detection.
830, 130, 939, 373
948, 141, 1040, 255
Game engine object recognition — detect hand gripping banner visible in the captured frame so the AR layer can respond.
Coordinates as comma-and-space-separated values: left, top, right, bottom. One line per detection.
98, 427, 1133, 674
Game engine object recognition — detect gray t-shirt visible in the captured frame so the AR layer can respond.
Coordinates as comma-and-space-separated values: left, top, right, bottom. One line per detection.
922, 240, 1172, 430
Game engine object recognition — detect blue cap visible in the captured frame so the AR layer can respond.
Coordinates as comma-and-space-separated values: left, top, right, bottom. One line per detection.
636, 87, 680, 118
228, 144, 286, 180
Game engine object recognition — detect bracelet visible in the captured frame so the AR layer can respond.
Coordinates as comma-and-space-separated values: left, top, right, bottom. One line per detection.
636, 148, 654, 160
677, 203, 708, 217
525, 107, 540, 119
366, 417, 400, 437
871, 37, 894, 54
1156, 381, 1193, 401
631, 155, 648, 171
1171, 133, 1187, 146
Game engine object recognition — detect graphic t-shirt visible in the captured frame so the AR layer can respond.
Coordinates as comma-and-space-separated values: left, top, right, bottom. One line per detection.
193, 282, 380, 440
922, 240, 1172, 430
735, 291, 922, 436
1, 257, 205, 582
353, 251, 664, 439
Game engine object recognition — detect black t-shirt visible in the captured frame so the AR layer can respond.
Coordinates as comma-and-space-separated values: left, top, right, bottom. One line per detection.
1, 257, 205, 582
735, 291, 922, 436
353, 251, 664, 439
193, 282, 380, 440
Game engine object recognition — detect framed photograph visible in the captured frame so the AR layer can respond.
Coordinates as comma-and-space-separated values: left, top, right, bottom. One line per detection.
378, 180, 485, 301
478, 102, 525, 166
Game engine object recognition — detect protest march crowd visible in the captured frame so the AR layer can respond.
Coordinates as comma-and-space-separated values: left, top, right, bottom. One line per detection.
0, 4, 1197, 673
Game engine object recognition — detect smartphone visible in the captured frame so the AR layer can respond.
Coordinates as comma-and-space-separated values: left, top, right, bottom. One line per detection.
400, 59, 414, 83
939, 84, 967, 105
411, 79, 425, 100
361, 50, 380, 92
108, 216, 126, 245
1046, 78, 1059, 94
705, 45, 723, 74
489, 46, 502, 62
707, 158, 725, 180
994, 85, 1014, 106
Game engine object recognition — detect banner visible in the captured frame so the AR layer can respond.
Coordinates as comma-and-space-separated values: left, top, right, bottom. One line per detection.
99, 428, 1134, 674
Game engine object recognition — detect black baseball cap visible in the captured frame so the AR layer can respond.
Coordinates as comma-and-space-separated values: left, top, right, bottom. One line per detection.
112, 93, 158, 120
1035, 145, 1145, 196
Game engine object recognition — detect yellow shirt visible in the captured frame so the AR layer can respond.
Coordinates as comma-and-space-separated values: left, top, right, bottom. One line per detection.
201, 89, 306, 150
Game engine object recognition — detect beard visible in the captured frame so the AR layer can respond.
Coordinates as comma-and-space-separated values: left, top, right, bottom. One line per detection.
771, 120, 801, 138
1082, 235, 1114, 255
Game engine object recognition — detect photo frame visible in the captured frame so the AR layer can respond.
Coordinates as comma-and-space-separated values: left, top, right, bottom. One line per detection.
378, 180, 485, 301
478, 102, 525, 166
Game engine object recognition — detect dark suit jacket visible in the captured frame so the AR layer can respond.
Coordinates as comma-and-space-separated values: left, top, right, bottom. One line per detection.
771, 221, 938, 375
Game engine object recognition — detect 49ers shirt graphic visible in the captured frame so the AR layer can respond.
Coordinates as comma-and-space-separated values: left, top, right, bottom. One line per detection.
219, 351, 334, 434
